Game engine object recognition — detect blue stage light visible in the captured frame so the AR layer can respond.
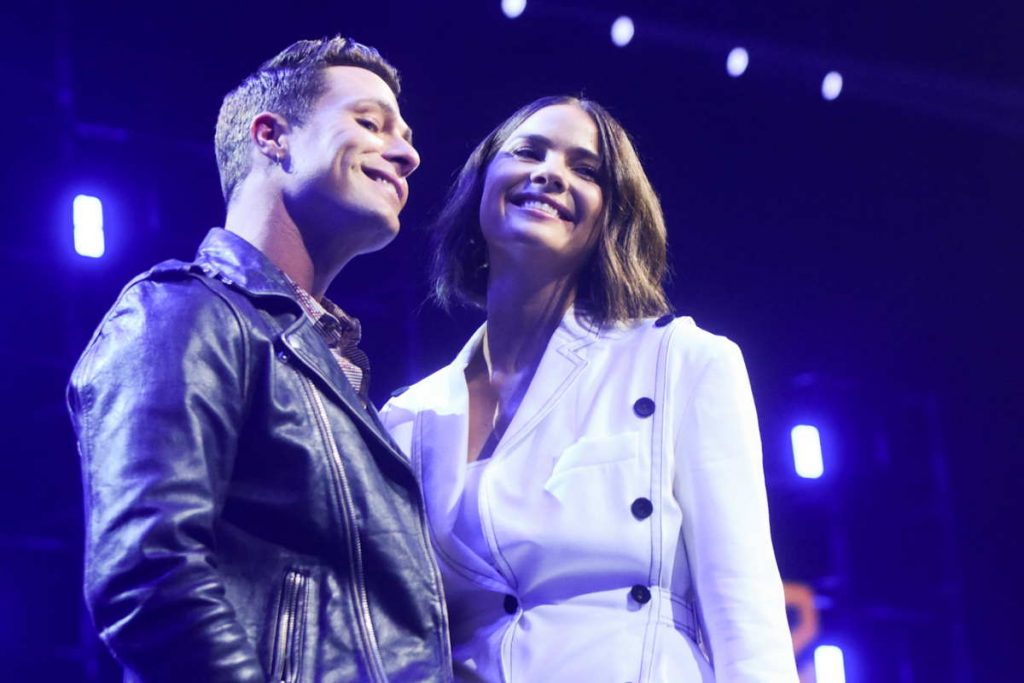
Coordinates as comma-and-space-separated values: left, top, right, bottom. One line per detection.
73, 194, 105, 258
726, 47, 749, 77
501, 0, 526, 19
611, 16, 634, 47
791, 425, 824, 478
822, 71, 843, 101
814, 645, 846, 683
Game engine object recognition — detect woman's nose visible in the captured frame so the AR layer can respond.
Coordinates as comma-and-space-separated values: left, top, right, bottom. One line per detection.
529, 159, 567, 192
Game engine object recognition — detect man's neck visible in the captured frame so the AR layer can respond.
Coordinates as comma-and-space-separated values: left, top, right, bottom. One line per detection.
223, 185, 344, 299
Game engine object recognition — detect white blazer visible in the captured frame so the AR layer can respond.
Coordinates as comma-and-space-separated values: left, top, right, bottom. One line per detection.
381, 310, 798, 682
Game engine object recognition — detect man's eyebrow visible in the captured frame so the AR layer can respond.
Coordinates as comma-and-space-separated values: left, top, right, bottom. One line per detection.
513, 133, 600, 162
352, 98, 414, 144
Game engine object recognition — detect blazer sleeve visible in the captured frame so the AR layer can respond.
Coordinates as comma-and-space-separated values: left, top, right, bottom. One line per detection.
672, 336, 798, 682
67, 275, 264, 682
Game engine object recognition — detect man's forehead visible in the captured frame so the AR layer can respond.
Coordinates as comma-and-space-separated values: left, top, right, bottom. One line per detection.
320, 65, 400, 107
316, 66, 413, 142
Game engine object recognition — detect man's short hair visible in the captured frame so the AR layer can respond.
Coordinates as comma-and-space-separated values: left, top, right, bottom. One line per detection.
214, 35, 400, 204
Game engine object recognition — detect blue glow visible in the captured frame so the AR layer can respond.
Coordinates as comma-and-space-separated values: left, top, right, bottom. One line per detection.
814, 645, 847, 683
726, 47, 749, 77
73, 194, 105, 258
611, 16, 634, 47
791, 425, 823, 478
822, 71, 843, 101
501, 0, 526, 19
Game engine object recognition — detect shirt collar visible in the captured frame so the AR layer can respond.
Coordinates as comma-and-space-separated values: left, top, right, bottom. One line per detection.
287, 278, 363, 346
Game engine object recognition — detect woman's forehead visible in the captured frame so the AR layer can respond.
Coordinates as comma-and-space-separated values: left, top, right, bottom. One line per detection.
508, 104, 600, 155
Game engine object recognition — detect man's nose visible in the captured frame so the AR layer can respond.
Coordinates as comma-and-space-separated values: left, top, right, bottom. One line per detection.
385, 137, 420, 178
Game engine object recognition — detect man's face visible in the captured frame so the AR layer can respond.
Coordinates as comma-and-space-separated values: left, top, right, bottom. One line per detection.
282, 66, 419, 254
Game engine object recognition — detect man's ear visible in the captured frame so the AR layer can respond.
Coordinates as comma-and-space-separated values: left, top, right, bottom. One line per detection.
251, 112, 290, 164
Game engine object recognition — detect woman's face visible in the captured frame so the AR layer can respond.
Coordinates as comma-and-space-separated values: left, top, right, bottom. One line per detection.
479, 104, 604, 275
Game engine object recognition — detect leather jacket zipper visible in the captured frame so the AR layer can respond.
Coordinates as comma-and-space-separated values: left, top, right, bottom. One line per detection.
417, 505, 453, 680
272, 569, 310, 683
300, 376, 389, 683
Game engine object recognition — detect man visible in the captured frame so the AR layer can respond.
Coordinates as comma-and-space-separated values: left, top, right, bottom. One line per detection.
67, 36, 451, 682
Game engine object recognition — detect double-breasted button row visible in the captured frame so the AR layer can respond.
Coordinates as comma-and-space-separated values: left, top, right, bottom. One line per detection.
630, 584, 652, 604
628, 388, 657, 607
503, 594, 519, 614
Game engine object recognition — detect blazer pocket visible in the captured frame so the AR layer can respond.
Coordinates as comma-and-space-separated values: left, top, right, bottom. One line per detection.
548, 431, 640, 480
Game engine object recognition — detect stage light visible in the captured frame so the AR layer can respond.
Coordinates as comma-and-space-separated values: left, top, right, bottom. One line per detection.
814, 645, 846, 683
501, 0, 526, 19
791, 425, 823, 479
73, 194, 105, 258
822, 71, 843, 101
611, 16, 634, 47
726, 47, 749, 77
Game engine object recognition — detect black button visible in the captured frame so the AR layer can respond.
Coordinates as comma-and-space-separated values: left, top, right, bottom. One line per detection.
630, 584, 651, 604
276, 350, 290, 364
633, 397, 655, 418
503, 594, 518, 614
631, 497, 653, 520
654, 313, 674, 327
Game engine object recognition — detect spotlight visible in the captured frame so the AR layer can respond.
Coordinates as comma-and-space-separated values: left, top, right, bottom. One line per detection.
501, 0, 526, 19
821, 71, 843, 101
73, 194, 105, 258
814, 645, 847, 683
726, 47, 749, 77
611, 16, 634, 47
791, 425, 823, 479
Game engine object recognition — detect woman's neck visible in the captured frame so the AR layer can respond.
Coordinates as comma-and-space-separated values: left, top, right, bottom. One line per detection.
483, 266, 577, 377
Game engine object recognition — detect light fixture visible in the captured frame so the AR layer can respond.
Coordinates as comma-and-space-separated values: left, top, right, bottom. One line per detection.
73, 194, 105, 258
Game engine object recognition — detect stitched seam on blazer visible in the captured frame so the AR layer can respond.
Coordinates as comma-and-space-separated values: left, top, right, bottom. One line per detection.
413, 411, 504, 589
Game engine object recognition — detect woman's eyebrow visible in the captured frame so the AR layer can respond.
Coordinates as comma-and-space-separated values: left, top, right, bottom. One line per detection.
513, 133, 600, 162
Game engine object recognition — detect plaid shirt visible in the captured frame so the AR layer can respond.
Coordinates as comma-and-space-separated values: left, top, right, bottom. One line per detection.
289, 280, 371, 402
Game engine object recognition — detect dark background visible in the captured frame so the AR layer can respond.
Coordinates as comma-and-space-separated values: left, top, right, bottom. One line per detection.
2, 1, 1020, 680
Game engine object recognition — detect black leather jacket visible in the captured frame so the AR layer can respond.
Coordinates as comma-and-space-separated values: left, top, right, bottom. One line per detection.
67, 229, 452, 682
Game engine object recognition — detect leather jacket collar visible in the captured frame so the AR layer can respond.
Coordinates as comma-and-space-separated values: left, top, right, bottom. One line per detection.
195, 228, 300, 302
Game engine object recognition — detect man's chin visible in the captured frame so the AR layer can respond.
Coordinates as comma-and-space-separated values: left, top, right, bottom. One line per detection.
352, 212, 401, 254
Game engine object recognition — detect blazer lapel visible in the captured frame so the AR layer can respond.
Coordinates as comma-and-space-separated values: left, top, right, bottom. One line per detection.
412, 327, 510, 588
494, 309, 598, 456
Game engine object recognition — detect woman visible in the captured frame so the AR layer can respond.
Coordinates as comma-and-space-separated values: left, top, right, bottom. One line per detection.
381, 96, 797, 682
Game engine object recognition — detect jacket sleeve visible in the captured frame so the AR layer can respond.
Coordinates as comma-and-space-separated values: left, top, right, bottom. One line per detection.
673, 337, 798, 682
67, 275, 265, 682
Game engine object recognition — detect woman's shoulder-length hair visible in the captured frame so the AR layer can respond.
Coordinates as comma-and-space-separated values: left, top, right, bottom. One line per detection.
431, 95, 671, 326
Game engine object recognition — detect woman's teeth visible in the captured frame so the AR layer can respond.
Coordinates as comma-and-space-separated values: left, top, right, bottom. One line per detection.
520, 199, 560, 218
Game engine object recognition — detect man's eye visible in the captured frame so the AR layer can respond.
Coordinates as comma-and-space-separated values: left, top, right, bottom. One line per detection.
358, 118, 381, 133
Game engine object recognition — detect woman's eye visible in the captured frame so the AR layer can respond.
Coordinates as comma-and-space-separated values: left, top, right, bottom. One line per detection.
512, 146, 541, 160
576, 165, 600, 179
358, 118, 381, 133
